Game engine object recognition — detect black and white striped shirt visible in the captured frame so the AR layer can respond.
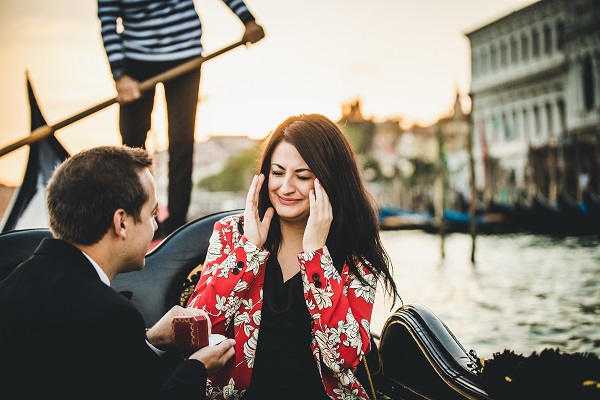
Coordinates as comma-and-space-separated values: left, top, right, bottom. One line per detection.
98, 0, 254, 79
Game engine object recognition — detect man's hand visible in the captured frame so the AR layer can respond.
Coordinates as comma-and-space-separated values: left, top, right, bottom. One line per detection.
115, 75, 141, 104
189, 338, 236, 375
146, 306, 212, 349
242, 20, 265, 44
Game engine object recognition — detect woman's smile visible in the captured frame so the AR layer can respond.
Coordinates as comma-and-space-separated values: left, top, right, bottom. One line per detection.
277, 196, 302, 206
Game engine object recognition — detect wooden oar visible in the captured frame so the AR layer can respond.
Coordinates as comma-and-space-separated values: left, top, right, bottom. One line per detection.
0, 39, 245, 158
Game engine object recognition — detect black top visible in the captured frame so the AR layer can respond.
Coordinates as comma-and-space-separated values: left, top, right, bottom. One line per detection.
244, 256, 329, 399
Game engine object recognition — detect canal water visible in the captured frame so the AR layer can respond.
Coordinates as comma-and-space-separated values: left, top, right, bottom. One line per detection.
370, 230, 600, 360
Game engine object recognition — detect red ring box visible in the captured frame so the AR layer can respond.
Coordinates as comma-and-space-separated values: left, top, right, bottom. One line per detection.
172, 315, 209, 350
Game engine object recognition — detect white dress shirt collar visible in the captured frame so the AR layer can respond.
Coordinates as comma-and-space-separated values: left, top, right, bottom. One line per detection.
81, 251, 110, 286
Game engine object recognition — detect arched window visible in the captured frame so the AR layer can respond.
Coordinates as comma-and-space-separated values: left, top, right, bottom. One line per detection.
532, 29, 540, 57
523, 109, 529, 140
482, 49, 489, 74
583, 55, 595, 111
545, 103, 553, 136
502, 113, 510, 140
521, 34, 529, 61
533, 106, 540, 136
557, 99, 566, 134
511, 36, 518, 64
556, 22, 564, 50
512, 110, 518, 139
543, 25, 552, 55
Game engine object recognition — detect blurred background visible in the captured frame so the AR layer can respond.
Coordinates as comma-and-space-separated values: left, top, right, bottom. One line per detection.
1, 0, 599, 360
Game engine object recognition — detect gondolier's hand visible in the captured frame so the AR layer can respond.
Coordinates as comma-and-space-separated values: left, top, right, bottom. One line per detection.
303, 178, 332, 253
243, 174, 274, 248
115, 75, 141, 104
242, 20, 265, 44
146, 306, 212, 349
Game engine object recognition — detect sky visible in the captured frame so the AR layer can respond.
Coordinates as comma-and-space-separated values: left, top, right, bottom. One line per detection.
0, 0, 537, 186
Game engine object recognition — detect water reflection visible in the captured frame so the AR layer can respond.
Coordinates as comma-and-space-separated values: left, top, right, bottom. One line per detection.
372, 230, 600, 359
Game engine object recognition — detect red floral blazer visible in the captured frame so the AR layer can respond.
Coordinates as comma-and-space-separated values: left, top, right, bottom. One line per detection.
187, 214, 376, 399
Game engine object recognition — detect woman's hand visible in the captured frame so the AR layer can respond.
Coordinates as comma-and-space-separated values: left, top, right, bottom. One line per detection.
303, 178, 332, 252
243, 174, 274, 248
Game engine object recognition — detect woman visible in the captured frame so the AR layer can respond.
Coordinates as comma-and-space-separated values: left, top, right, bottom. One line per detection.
187, 114, 400, 399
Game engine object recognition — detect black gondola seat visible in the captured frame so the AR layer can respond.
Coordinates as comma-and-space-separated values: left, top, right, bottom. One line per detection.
0, 209, 495, 399
0, 209, 239, 326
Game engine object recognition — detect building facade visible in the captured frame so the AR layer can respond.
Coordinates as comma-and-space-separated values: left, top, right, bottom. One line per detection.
467, 0, 600, 203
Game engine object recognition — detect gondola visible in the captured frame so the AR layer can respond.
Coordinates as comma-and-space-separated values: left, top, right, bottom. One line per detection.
378, 207, 433, 231
514, 192, 562, 236
2, 210, 599, 399
514, 191, 599, 237
557, 190, 596, 236
583, 188, 600, 225
1, 55, 598, 400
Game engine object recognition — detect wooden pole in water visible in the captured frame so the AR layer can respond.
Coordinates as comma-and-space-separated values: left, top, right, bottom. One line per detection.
436, 124, 447, 259
467, 112, 477, 263
0, 40, 245, 158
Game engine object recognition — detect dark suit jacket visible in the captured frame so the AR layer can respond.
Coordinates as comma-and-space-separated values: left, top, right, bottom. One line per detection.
0, 238, 206, 399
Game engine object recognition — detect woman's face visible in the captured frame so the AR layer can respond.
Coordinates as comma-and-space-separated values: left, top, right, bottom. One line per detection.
268, 141, 316, 223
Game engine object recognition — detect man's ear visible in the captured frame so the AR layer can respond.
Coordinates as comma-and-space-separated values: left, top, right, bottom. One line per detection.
113, 209, 127, 238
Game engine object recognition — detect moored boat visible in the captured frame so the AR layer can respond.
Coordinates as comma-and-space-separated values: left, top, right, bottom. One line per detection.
378, 207, 433, 231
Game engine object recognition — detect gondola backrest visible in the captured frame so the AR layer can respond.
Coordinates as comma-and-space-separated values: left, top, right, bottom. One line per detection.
377, 303, 491, 399
0, 210, 240, 326
0, 228, 52, 282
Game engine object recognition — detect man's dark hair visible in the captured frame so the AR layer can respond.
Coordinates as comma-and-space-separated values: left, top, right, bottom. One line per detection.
46, 145, 154, 245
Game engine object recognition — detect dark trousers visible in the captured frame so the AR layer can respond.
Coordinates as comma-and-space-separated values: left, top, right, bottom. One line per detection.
120, 58, 201, 233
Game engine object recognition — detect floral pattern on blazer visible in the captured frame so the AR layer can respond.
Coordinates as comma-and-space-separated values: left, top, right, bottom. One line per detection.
187, 214, 376, 399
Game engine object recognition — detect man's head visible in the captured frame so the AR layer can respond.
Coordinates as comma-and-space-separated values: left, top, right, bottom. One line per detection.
46, 145, 156, 246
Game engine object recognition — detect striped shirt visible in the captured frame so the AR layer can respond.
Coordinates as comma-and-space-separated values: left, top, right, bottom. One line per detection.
98, 0, 255, 79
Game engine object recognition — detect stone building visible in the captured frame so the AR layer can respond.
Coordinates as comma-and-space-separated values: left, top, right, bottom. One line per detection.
467, 0, 600, 203
338, 100, 439, 211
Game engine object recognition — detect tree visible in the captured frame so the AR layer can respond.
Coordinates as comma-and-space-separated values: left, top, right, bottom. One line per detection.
198, 147, 259, 192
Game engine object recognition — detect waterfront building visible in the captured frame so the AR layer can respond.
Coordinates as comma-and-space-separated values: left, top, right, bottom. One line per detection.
437, 93, 473, 211
467, 0, 600, 203
338, 100, 438, 211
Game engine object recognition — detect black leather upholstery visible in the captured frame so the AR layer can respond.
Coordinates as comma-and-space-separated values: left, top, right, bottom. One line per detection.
0, 210, 494, 399
0, 209, 240, 326
113, 209, 239, 326
0, 228, 52, 282
378, 303, 490, 399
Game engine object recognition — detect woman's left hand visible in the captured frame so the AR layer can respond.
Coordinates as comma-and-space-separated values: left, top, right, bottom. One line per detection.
303, 178, 333, 252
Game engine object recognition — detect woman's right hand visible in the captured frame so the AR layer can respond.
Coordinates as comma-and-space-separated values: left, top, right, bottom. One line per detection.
243, 174, 274, 247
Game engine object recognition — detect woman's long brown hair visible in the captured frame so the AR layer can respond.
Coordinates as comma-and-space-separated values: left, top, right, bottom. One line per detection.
256, 114, 400, 307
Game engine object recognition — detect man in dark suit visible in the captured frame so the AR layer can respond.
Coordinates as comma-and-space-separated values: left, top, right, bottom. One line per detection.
0, 145, 234, 399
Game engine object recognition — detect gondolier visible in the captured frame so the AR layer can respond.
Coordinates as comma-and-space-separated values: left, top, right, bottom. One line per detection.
97, 0, 265, 238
